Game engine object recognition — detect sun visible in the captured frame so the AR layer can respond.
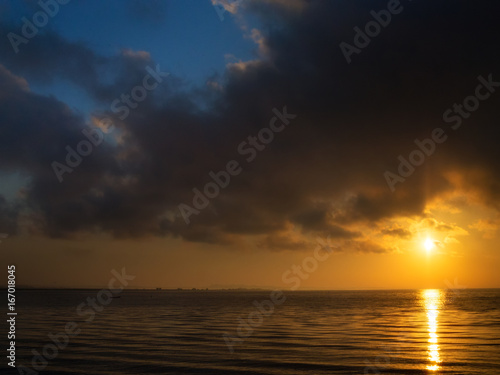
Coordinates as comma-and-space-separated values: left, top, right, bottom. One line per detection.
424, 238, 436, 252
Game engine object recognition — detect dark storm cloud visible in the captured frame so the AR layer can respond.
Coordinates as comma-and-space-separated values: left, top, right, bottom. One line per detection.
381, 228, 411, 239
0, 196, 19, 235
1, 0, 500, 251
0, 23, 162, 104
0, 23, 100, 87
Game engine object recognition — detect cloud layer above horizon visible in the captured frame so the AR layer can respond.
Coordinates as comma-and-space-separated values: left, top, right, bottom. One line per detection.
1, 0, 500, 253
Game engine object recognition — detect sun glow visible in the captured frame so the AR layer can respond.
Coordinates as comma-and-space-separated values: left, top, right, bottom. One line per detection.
424, 238, 436, 252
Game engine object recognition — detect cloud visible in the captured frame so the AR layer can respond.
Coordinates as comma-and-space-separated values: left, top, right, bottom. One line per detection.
0, 196, 19, 235
211, 0, 241, 15
1, 0, 500, 253
349, 240, 390, 254
257, 231, 310, 251
381, 227, 412, 239
0, 24, 159, 105
470, 219, 499, 239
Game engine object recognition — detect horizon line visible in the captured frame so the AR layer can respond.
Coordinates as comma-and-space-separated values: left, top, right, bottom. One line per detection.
2, 287, 500, 291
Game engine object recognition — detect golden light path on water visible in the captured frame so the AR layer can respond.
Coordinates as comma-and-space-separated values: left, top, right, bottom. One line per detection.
423, 289, 443, 371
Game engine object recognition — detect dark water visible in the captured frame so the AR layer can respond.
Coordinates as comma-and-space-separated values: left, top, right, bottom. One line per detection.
2, 289, 500, 374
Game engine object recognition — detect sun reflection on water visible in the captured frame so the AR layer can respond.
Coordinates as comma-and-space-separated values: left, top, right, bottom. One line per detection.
422, 289, 443, 372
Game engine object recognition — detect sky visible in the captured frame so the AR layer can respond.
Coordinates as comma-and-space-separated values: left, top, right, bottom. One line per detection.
0, 0, 500, 290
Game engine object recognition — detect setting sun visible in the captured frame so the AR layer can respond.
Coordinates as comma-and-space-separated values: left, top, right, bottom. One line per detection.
424, 238, 436, 252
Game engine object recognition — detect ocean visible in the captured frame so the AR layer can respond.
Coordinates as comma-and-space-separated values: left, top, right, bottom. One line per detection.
2, 289, 500, 374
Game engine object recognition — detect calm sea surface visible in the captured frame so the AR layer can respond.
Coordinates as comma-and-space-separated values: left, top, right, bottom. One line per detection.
2, 289, 500, 374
